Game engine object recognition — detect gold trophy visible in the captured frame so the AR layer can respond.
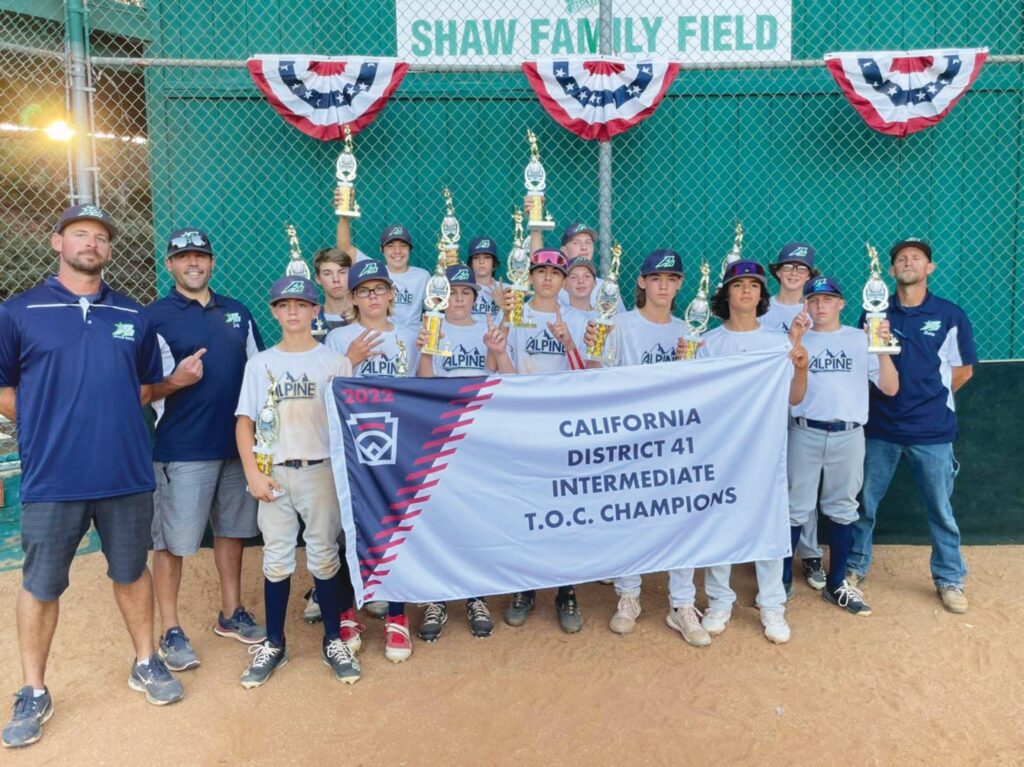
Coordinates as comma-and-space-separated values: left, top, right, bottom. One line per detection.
395, 337, 410, 376
254, 368, 280, 477
284, 223, 325, 337
586, 243, 622, 363
334, 125, 361, 218
422, 240, 453, 357
718, 220, 744, 284
506, 209, 535, 328
524, 129, 555, 231
863, 243, 900, 355
680, 260, 712, 360
439, 187, 461, 266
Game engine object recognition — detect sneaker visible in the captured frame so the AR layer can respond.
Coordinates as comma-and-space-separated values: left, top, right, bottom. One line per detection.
609, 594, 641, 635
2, 686, 53, 748
340, 608, 365, 653
937, 585, 968, 614
128, 654, 184, 705
701, 608, 732, 636
158, 627, 200, 671
418, 602, 448, 642
466, 599, 494, 638
760, 609, 791, 644
322, 637, 361, 684
384, 615, 413, 663
802, 558, 826, 590
783, 580, 795, 601
364, 601, 388, 620
555, 589, 583, 634
214, 607, 267, 645
241, 641, 288, 689
665, 604, 712, 647
504, 592, 535, 627
823, 580, 872, 616
303, 588, 322, 624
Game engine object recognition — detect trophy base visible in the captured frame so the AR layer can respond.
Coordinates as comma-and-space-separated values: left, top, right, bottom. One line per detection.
868, 345, 901, 356
423, 348, 453, 358
527, 222, 556, 232
335, 209, 362, 218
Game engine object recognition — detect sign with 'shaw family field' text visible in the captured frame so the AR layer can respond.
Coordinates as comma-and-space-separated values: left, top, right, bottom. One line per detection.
396, 0, 792, 66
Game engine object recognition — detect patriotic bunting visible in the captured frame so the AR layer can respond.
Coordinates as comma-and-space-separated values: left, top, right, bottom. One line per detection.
247, 55, 409, 140
522, 57, 680, 141
825, 48, 988, 138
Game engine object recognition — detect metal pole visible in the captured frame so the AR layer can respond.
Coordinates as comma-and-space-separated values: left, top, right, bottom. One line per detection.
597, 0, 613, 274
65, 0, 96, 204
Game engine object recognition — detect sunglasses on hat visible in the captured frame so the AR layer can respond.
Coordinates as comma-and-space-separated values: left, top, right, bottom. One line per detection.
169, 232, 208, 250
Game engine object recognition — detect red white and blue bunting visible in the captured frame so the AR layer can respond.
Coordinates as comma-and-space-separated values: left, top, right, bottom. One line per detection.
247, 56, 409, 140
522, 57, 680, 141
824, 48, 988, 138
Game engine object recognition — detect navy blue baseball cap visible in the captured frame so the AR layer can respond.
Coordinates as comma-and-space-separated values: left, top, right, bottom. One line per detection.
467, 235, 497, 258
53, 203, 118, 240
567, 256, 597, 276
722, 259, 768, 286
348, 258, 393, 291
166, 227, 213, 258
561, 222, 598, 246
803, 275, 844, 298
640, 249, 684, 276
380, 224, 413, 250
445, 264, 479, 292
269, 276, 319, 305
889, 237, 932, 263
769, 242, 819, 279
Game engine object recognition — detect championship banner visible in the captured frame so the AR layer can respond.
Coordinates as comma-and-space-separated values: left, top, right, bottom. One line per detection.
523, 57, 680, 141
247, 55, 409, 140
327, 350, 793, 605
825, 48, 988, 138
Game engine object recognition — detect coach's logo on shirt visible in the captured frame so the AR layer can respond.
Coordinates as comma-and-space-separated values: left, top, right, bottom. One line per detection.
525, 329, 566, 356
112, 322, 136, 341
640, 343, 677, 365
921, 320, 942, 337
441, 344, 487, 373
274, 373, 317, 399
346, 412, 398, 466
809, 349, 853, 373
223, 311, 242, 328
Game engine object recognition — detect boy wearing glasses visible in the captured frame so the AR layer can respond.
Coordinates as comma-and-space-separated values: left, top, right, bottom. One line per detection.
761, 243, 826, 592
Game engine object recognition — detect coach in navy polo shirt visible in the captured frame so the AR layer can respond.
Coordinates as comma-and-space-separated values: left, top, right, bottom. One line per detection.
0, 205, 183, 749
847, 237, 978, 615
145, 228, 267, 671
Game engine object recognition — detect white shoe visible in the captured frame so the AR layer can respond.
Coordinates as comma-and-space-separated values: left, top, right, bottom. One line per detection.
761, 608, 790, 644
609, 594, 641, 635
701, 608, 732, 636
665, 604, 711, 647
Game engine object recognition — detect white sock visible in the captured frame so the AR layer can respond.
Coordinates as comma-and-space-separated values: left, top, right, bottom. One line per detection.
33, 688, 46, 698
136, 657, 150, 668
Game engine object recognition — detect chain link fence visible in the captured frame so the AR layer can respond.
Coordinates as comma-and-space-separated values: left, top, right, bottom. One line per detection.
1, 0, 1022, 359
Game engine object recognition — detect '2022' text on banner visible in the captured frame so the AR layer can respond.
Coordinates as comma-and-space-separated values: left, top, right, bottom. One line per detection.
396, 0, 792, 66
328, 349, 793, 605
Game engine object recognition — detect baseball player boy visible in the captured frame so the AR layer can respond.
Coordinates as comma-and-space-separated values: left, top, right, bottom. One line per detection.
415, 265, 511, 641
565, 256, 598, 319
326, 258, 420, 662
235, 276, 360, 688
313, 247, 354, 332
783, 276, 899, 615
528, 220, 625, 312
583, 249, 711, 647
696, 260, 809, 644
467, 235, 504, 324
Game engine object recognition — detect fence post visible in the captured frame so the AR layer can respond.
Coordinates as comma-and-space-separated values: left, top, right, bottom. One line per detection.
64, 0, 97, 205
597, 0, 613, 274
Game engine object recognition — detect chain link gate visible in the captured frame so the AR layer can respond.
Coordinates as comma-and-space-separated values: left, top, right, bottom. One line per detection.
1, 0, 1022, 365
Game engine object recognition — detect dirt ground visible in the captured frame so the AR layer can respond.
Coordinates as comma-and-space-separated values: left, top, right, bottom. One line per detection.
0, 544, 1021, 766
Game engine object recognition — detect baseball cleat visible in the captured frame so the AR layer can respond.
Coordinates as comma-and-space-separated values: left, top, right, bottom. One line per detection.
701, 608, 732, 636
504, 592, 535, 627
384, 615, 413, 663
665, 605, 711, 647
760, 609, 791, 644
340, 608, 364, 653
418, 603, 448, 642
609, 594, 641, 635
823, 580, 872, 616
466, 598, 494, 638
802, 559, 826, 590
555, 588, 583, 634
241, 641, 288, 689
322, 638, 361, 684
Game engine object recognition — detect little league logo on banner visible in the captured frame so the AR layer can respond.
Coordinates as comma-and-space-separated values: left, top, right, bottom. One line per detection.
327, 350, 793, 605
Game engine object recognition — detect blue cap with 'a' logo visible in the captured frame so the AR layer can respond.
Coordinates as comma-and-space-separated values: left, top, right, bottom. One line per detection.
467, 235, 497, 258
769, 242, 820, 279
269, 276, 320, 305
445, 264, 479, 293
348, 258, 393, 292
722, 259, 767, 286
803, 275, 844, 298
380, 224, 413, 250
640, 249, 684, 276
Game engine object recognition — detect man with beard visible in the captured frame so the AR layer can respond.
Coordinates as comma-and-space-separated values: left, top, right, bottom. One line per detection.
847, 238, 977, 614
145, 228, 267, 673
0, 205, 183, 749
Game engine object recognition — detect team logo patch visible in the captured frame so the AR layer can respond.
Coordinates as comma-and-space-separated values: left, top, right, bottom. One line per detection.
223, 311, 242, 328
441, 344, 488, 373
452, 268, 471, 281
640, 343, 677, 365
387, 226, 406, 239
111, 322, 136, 341
361, 261, 380, 275
655, 254, 677, 269
789, 247, 810, 259
274, 372, 317, 399
525, 329, 566, 356
346, 412, 399, 466
281, 280, 307, 295
478, 240, 491, 248
921, 320, 942, 337
809, 349, 853, 373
